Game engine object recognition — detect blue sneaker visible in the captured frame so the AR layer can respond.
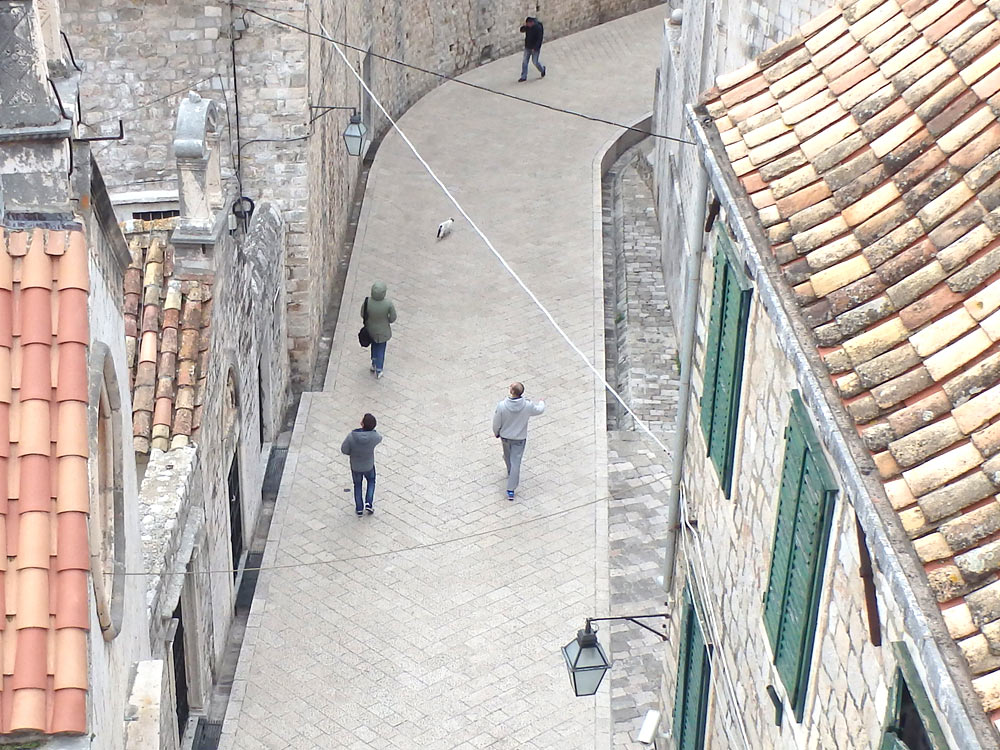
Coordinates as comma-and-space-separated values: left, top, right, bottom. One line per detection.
507, 490, 515, 501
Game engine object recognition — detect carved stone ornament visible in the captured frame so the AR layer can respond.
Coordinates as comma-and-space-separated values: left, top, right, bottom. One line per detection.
172, 91, 225, 248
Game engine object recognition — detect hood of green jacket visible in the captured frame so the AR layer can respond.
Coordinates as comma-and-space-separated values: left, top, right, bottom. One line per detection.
371, 281, 387, 301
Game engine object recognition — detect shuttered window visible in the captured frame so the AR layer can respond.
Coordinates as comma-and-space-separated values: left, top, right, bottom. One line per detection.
881, 644, 950, 750
672, 593, 712, 750
700, 228, 751, 498
763, 391, 837, 722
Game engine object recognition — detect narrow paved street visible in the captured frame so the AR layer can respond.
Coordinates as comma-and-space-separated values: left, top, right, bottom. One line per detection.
221, 8, 669, 749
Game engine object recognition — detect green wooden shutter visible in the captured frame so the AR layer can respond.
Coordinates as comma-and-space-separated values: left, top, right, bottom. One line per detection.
763, 392, 837, 721
672, 596, 712, 750
880, 646, 951, 750
763, 421, 807, 646
700, 229, 752, 497
708, 268, 751, 495
879, 737, 909, 750
700, 247, 728, 446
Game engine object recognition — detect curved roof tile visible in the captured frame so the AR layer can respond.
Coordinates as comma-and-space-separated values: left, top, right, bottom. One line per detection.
123, 220, 211, 454
705, 0, 1000, 720
0, 227, 89, 735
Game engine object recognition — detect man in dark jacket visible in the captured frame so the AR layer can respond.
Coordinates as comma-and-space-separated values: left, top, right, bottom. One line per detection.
341, 413, 383, 516
518, 17, 546, 82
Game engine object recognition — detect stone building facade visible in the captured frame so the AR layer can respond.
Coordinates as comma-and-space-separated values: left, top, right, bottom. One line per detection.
652, 0, 1000, 747
0, 1, 148, 747
118, 92, 289, 748
1, 2, 290, 747
61, 0, 659, 385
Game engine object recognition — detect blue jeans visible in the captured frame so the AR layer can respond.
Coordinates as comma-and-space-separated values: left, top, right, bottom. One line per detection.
371, 341, 387, 373
352, 467, 376, 512
521, 48, 544, 79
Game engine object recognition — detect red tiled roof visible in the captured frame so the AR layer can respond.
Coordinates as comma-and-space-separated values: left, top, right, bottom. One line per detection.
0, 227, 90, 735
123, 222, 211, 454
704, 0, 1000, 718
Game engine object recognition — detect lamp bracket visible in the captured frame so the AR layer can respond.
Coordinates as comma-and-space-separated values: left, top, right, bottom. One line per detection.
309, 105, 359, 125
585, 613, 671, 641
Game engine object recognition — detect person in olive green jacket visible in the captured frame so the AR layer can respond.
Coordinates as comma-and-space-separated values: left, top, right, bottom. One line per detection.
362, 280, 397, 378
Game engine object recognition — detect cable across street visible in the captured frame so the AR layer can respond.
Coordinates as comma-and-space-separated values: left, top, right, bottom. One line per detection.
241, 5, 695, 146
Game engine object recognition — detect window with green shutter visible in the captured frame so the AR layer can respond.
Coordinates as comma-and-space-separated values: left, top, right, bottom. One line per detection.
672, 592, 712, 750
700, 227, 752, 498
881, 643, 950, 750
763, 391, 837, 722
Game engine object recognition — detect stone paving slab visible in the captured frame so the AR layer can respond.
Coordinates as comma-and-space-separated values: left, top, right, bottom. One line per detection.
602, 147, 677, 748
221, 8, 669, 750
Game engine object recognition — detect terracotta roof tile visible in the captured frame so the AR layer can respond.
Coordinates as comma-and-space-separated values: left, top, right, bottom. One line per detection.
720, 74, 770, 108
123, 223, 212, 455
947, 244, 1000, 291
911, 0, 965, 29
706, 1, 1000, 715
971, 418, 1000, 455
859, 1, 906, 39
941, 350, 1000, 404
806, 15, 851, 54
953, 22, 1000, 68
925, 0, 979, 41
0, 228, 89, 735
716, 61, 760, 91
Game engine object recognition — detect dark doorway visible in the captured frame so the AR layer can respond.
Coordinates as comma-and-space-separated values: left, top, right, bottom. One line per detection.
171, 602, 189, 736
228, 453, 243, 579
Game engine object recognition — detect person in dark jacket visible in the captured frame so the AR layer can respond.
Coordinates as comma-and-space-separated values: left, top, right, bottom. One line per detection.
341, 413, 383, 516
362, 280, 397, 378
518, 17, 546, 82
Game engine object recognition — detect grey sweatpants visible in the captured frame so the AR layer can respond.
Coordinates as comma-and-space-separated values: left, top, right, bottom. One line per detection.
502, 438, 526, 491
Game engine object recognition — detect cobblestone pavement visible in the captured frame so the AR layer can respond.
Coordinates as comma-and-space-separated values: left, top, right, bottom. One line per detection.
220, 8, 669, 750
603, 146, 678, 748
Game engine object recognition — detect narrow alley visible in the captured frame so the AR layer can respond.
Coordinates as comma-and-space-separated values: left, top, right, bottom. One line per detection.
220, 7, 670, 749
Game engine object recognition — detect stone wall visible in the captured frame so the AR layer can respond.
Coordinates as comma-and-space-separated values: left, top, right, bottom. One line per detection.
658, 215, 896, 748
652, 0, 828, 320
651, 0, 996, 744
176, 201, 287, 676
62, 0, 659, 385
86, 216, 149, 750
121, 199, 287, 747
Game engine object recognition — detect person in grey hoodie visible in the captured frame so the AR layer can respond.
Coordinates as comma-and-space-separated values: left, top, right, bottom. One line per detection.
492, 382, 546, 500
362, 281, 397, 378
341, 413, 383, 516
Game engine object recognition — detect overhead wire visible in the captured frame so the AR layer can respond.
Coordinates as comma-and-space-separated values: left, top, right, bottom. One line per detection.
120, 492, 612, 577
97, 6, 749, 733
113, 0, 679, 577
241, 5, 695, 146
299, 7, 753, 737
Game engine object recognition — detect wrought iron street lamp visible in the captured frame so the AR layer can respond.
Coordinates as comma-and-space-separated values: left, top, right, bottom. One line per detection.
342, 112, 368, 157
308, 105, 368, 157
562, 614, 670, 697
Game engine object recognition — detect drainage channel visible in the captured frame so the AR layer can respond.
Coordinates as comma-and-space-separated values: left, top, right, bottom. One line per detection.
193, 155, 375, 750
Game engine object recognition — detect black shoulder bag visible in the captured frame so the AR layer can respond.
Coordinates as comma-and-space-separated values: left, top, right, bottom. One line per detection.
358, 297, 372, 347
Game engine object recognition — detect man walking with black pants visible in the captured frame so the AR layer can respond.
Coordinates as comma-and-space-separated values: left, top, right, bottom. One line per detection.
518, 16, 546, 81
493, 382, 546, 500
